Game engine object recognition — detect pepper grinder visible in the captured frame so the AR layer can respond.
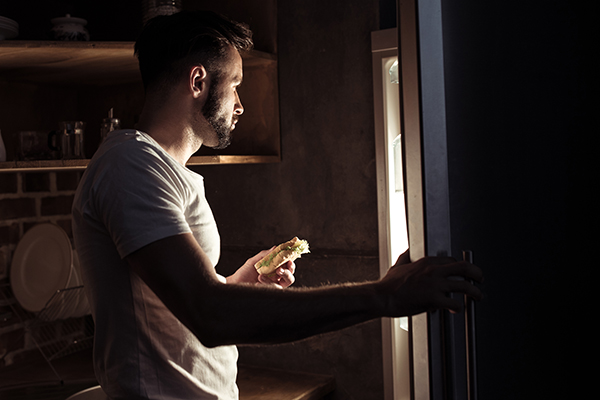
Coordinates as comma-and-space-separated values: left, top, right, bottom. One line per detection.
100, 108, 120, 141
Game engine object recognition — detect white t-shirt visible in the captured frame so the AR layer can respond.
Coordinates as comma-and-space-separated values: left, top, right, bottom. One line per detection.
72, 130, 238, 400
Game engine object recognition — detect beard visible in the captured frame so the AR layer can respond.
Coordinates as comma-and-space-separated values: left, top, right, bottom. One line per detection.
202, 80, 235, 150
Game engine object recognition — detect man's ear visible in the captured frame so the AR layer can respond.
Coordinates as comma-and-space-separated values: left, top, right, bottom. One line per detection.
190, 65, 208, 98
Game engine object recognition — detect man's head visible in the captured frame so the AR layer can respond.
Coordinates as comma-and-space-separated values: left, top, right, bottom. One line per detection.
134, 11, 253, 150
134, 11, 253, 94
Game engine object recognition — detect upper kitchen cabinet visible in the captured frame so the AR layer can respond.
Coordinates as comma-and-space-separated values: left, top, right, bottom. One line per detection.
0, 0, 280, 172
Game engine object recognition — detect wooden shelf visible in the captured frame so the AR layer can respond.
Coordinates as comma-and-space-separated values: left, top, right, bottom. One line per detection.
0, 41, 140, 85
186, 155, 281, 166
0, 41, 280, 172
0, 159, 89, 172
0, 155, 281, 173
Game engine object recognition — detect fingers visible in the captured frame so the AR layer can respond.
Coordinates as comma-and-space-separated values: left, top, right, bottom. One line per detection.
410, 256, 482, 282
441, 260, 483, 283
257, 261, 296, 288
444, 279, 483, 301
437, 296, 464, 314
280, 260, 296, 275
439, 260, 483, 304
257, 274, 283, 288
273, 261, 295, 288
383, 255, 484, 316
277, 265, 296, 287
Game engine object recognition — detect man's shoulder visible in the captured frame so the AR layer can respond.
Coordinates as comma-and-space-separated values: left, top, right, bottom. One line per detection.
88, 130, 165, 170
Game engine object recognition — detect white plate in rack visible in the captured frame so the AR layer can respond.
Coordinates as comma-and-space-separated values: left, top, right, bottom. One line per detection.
0, 16, 19, 28
0, 16, 18, 40
10, 223, 73, 313
70, 251, 91, 318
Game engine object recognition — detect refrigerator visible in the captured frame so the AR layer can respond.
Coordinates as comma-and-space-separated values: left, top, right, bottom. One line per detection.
373, 0, 590, 399
374, 1, 476, 399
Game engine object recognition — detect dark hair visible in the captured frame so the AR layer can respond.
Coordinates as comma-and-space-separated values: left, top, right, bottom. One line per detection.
134, 11, 253, 91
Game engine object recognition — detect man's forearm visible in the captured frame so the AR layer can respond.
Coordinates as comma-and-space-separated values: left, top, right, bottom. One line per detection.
128, 233, 483, 349
128, 233, 387, 347
190, 280, 386, 347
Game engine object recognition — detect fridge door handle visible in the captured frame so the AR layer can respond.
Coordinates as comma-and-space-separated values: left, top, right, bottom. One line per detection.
463, 250, 478, 400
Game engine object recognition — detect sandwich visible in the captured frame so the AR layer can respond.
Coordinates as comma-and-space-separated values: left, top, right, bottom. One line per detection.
254, 237, 310, 275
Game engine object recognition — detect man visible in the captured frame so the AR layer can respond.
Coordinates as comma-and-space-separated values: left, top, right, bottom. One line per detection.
72, 10, 482, 400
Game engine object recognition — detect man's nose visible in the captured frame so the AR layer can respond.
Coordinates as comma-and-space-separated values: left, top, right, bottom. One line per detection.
234, 92, 244, 115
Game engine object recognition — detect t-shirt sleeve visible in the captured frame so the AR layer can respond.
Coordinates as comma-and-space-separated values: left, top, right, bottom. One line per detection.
90, 143, 192, 259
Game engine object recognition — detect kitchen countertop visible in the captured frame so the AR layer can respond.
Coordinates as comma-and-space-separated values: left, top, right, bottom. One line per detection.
0, 349, 335, 400
237, 364, 335, 400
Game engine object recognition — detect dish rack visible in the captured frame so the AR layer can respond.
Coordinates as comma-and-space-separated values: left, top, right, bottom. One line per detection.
1, 283, 94, 383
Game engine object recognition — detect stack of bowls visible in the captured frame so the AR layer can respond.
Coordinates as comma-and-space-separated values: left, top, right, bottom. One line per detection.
0, 16, 18, 40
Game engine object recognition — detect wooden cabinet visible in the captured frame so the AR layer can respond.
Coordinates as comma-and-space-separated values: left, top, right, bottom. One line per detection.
0, 40, 280, 172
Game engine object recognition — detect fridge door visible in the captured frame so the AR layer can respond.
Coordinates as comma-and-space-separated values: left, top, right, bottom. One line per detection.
397, 0, 477, 399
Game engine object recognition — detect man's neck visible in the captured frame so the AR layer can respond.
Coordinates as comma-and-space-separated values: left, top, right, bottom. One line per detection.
136, 102, 202, 166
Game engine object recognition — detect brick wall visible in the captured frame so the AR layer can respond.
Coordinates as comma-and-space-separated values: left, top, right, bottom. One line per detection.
0, 170, 83, 367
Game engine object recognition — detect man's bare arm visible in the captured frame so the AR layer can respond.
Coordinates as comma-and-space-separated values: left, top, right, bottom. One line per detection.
126, 233, 482, 347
